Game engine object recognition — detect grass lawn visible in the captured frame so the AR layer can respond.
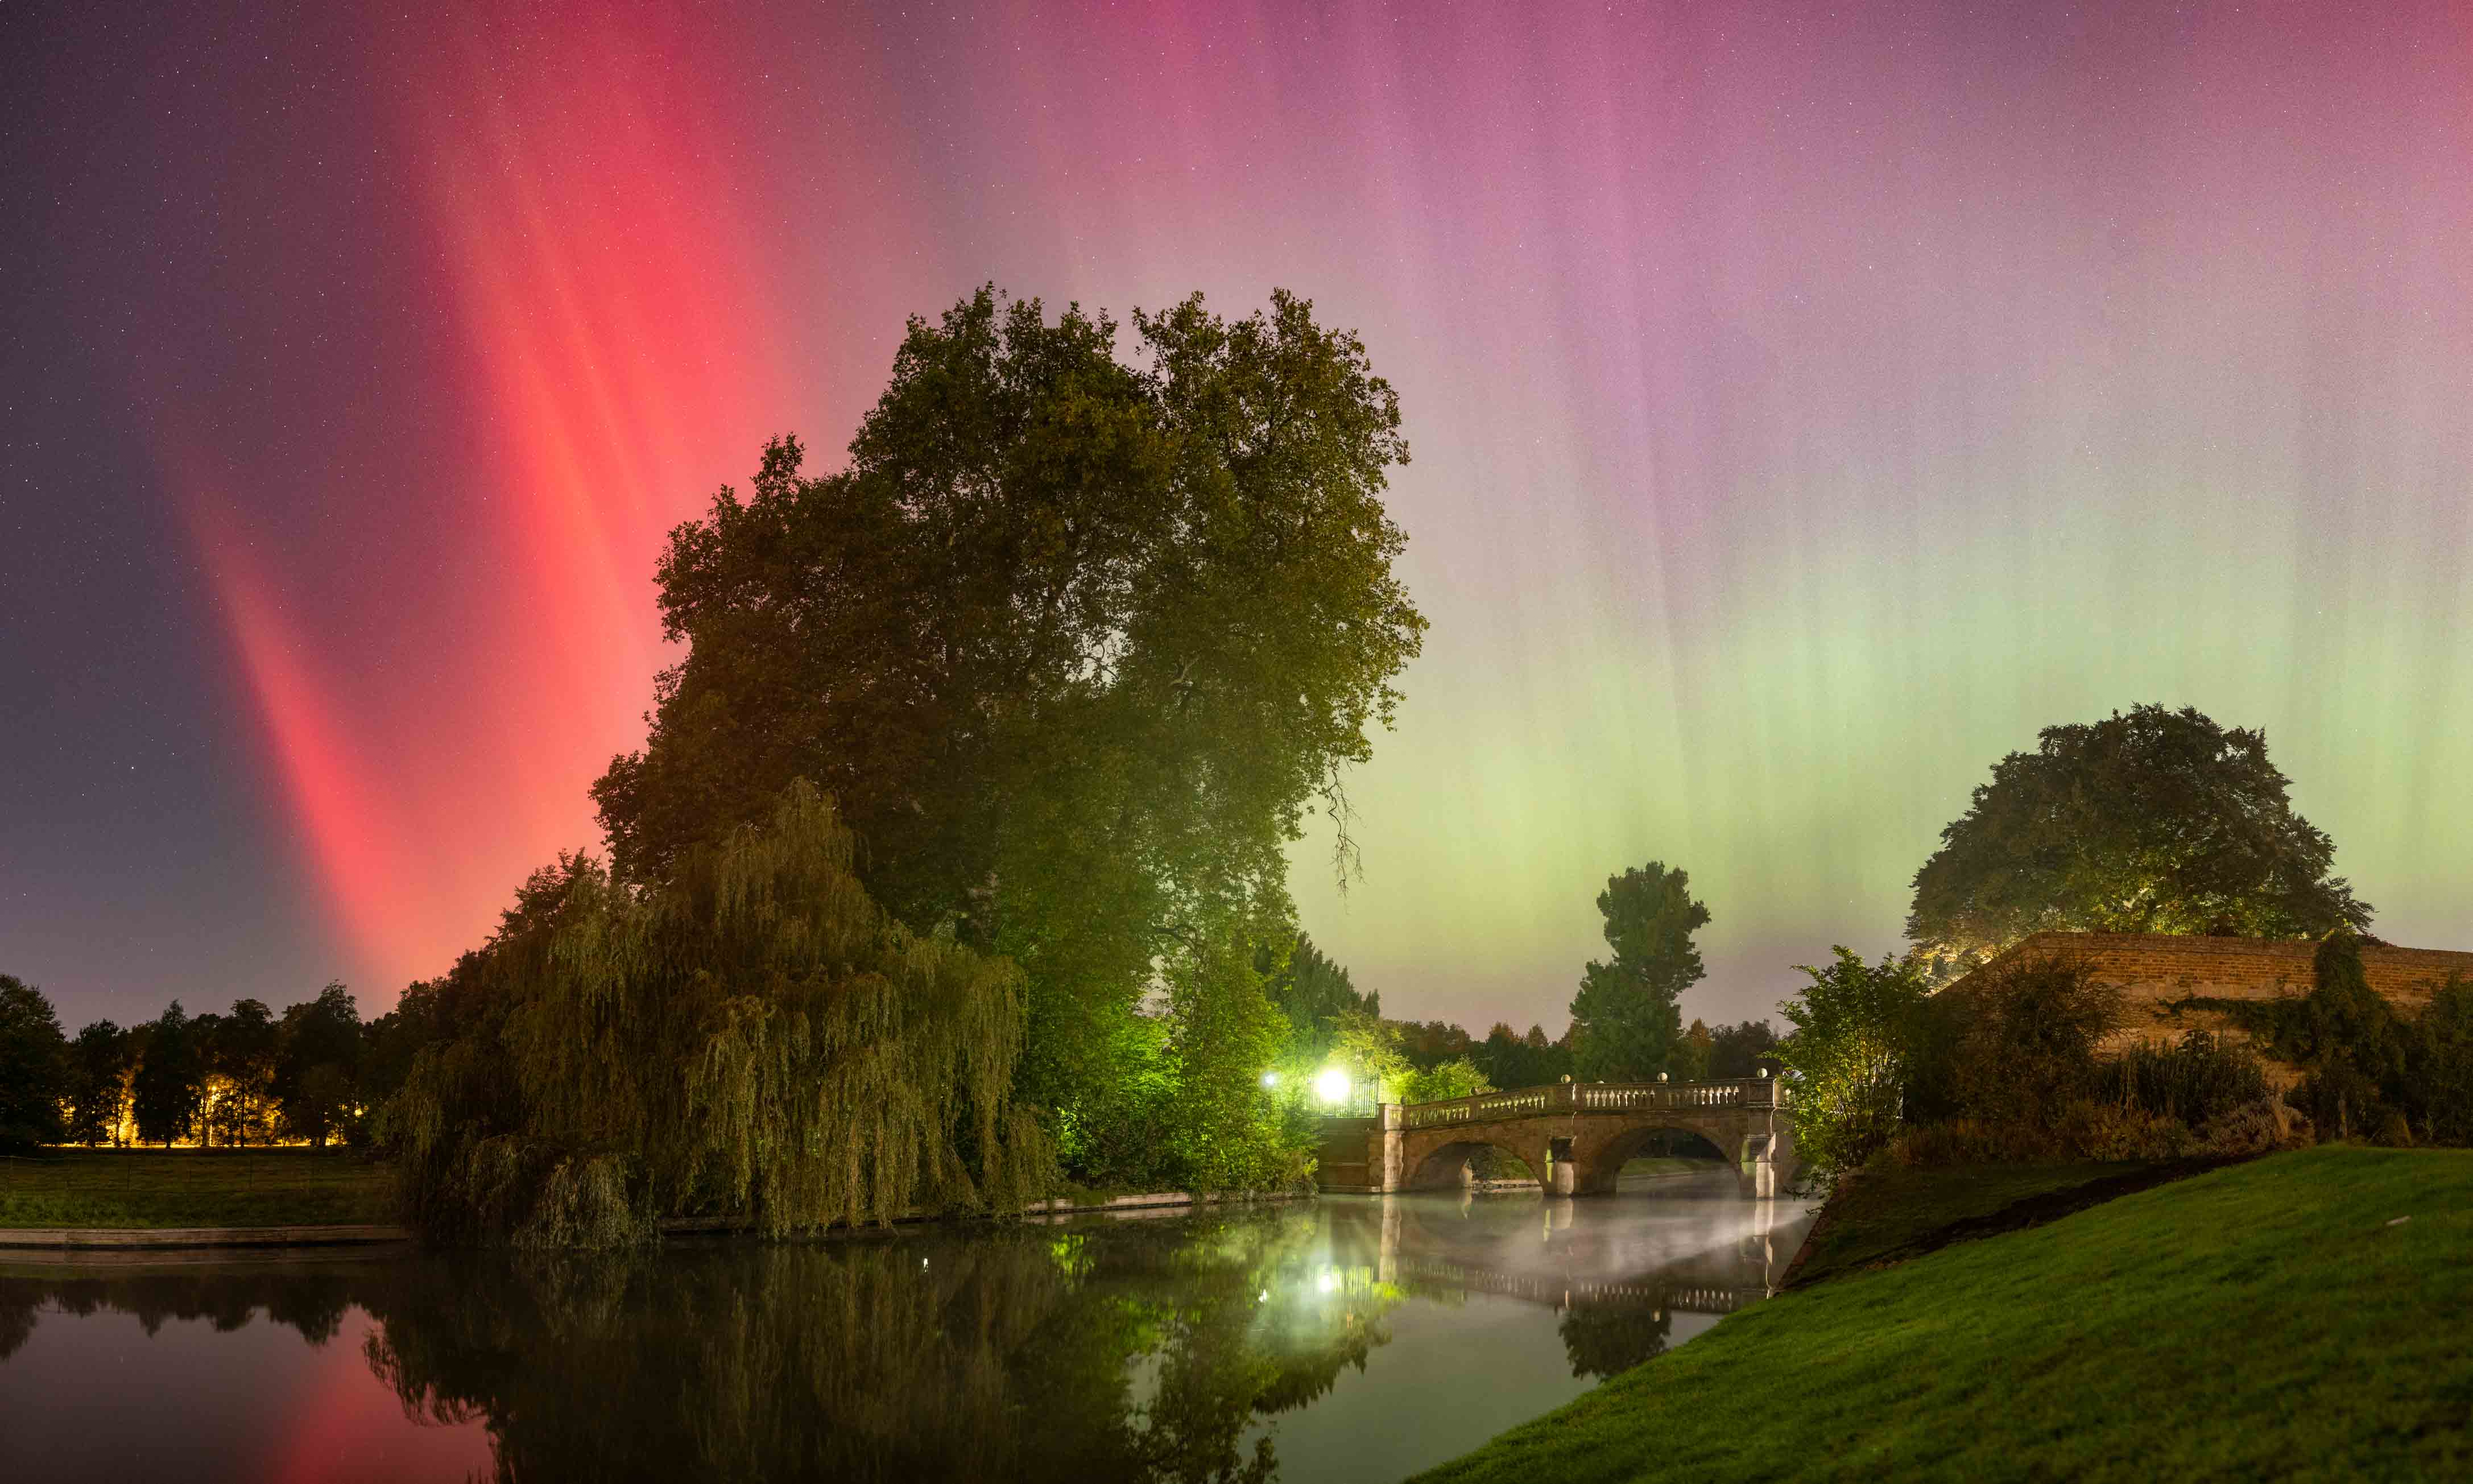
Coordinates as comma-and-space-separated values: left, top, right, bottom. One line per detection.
0, 1148, 395, 1229
1619, 1156, 1718, 1180
1415, 1146, 2473, 1483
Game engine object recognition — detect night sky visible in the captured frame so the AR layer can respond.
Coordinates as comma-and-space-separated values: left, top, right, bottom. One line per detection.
6, 2, 2470, 1036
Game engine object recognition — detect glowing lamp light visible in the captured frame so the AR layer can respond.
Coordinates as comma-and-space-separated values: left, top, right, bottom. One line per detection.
1313, 1067, 1351, 1105
1260, 1071, 1279, 1088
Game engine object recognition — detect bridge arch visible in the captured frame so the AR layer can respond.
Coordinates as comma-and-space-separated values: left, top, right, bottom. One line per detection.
1593, 1123, 1731, 1172
1404, 1136, 1542, 1191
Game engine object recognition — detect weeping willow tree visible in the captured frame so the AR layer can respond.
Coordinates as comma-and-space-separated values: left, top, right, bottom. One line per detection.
383, 782, 1050, 1246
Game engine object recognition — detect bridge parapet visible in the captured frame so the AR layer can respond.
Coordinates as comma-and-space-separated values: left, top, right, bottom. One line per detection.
1400, 1077, 1785, 1131
1401, 1086, 1554, 1129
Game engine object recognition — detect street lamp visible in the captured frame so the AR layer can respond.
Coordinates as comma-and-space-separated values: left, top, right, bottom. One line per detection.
1313, 1067, 1351, 1106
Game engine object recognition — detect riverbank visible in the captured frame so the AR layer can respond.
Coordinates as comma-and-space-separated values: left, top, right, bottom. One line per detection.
0, 1150, 393, 1230
0, 1149, 1312, 1249
2, 1146, 1709, 1250
1416, 1146, 2473, 1482
1781, 1156, 2227, 1287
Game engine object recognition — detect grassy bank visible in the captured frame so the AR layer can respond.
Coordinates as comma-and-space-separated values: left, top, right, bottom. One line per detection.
0, 1150, 393, 1229
1784, 1158, 2215, 1287
1417, 1146, 2472, 1482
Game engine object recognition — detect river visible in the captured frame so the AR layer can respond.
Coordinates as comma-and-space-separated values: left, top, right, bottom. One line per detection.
0, 1167, 1814, 1482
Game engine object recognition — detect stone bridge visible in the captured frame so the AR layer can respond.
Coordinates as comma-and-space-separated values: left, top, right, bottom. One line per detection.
1317, 1077, 1795, 1198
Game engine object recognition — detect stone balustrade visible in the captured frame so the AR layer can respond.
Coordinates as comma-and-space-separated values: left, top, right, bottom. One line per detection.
1399, 1077, 1785, 1130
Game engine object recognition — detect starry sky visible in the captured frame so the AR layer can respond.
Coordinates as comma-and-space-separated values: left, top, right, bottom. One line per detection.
6, 1, 2470, 1035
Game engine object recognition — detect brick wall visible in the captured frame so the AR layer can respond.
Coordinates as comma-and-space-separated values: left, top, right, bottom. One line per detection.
1949, 932, 2473, 1071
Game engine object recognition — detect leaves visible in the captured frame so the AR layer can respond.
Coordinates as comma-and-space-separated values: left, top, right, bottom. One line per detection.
0, 974, 68, 1152
1775, 949, 1934, 1177
1568, 862, 1710, 1082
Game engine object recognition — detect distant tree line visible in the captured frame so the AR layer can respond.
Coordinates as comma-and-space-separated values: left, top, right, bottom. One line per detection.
0, 973, 433, 1155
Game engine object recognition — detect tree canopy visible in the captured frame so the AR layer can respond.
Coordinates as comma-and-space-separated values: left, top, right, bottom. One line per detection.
275, 983, 362, 1148
1265, 933, 1378, 1068
63, 1019, 129, 1146
589, 286, 1426, 1177
1568, 862, 1709, 1082
1473, 1022, 1572, 1090
0, 974, 67, 1152
1907, 704, 2371, 973
130, 1001, 204, 1147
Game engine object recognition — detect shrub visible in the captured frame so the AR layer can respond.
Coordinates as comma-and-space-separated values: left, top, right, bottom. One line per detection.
1941, 954, 2121, 1121
1776, 949, 1935, 1180
2197, 1094, 2305, 1157
2102, 1031, 2271, 1127
1884, 1118, 2014, 1168
2404, 977, 2473, 1147
2053, 1099, 2199, 1162
1888, 1101, 2202, 1167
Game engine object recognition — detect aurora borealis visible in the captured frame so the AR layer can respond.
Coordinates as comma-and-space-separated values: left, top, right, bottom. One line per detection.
6, 1, 2470, 1032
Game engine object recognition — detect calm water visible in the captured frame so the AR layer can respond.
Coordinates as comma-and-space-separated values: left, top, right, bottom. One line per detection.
0, 1169, 1813, 1483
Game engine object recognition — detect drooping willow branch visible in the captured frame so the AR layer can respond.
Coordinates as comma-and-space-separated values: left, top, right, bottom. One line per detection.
384, 782, 1051, 1247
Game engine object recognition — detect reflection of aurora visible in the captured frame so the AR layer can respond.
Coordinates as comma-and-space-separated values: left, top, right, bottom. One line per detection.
0, 1181, 1810, 1480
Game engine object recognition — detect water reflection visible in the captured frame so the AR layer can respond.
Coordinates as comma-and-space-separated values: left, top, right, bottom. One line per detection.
1, 1171, 1812, 1482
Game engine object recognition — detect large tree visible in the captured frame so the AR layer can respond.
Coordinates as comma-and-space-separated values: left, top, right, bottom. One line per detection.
1907, 705, 2371, 973
131, 1001, 204, 1147
204, 998, 279, 1147
590, 287, 1425, 1175
63, 1019, 130, 1146
275, 982, 363, 1149
0, 975, 67, 1152
1568, 862, 1710, 1082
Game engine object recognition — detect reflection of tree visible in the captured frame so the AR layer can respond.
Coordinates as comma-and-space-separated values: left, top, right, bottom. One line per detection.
0, 1291, 35, 1361
0, 1266, 354, 1352
1556, 1301, 1672, 1379
1, 1208, 1406, 1481
355, 1206, 1402, 1482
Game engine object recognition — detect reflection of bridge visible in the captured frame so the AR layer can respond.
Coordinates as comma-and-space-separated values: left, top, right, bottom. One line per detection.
1318, 1078, 1796, 1198
1395, 1256, 1767, 1315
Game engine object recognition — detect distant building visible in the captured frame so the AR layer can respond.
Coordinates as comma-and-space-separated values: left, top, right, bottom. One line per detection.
1946, 931, 2473, 1072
